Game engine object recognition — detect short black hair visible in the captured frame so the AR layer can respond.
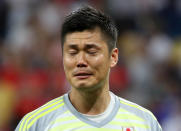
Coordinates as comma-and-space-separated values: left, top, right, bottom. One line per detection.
60, 6, 118, 52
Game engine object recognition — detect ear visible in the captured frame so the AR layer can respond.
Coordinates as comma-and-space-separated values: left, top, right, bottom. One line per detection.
110, 48, 118, 67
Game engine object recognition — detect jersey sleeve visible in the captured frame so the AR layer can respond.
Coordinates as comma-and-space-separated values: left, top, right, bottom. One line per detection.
15, 111, 36, 131
15, 116, 28, 131
153, 119, 162, 131
149, 112, 162, 131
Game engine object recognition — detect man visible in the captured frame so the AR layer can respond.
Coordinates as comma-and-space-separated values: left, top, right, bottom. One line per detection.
15, 6, 162, 131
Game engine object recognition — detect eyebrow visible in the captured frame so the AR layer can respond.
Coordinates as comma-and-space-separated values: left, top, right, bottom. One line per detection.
84, 44, 100, 49
67, 44, 78, 50
67, 43, 100, 50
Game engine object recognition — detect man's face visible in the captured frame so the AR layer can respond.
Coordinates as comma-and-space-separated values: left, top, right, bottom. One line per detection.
63, 27, 118, 91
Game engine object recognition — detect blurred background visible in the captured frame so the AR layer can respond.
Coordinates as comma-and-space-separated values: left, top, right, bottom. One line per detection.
0, 0, 181, 130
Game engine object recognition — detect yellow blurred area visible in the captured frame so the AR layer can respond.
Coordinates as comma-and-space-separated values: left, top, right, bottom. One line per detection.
0, 81, 16, 129
171, 41, 181, 65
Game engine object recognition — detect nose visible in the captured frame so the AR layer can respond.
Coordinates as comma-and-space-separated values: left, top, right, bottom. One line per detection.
77, 52, 88, 68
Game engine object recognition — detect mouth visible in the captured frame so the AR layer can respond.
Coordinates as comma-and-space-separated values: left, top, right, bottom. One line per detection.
74, 72, 93, 79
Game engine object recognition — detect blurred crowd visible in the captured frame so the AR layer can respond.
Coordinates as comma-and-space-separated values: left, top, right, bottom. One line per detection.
0, 0, 181, 130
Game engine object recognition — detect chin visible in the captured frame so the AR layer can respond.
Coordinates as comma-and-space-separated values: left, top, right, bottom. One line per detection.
74, 83, 101, 92
73, 79, 91, 88
76, 83, 92, 89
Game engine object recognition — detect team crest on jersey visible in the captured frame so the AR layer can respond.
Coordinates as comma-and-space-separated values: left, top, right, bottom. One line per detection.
122, 127, 134, 131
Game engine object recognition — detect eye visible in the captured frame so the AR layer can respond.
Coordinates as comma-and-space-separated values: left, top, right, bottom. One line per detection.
68, 49, 78, 55
87, 49, 97, 55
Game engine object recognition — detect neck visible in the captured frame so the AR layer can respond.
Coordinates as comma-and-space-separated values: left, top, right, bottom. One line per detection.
69, 83, 110, 115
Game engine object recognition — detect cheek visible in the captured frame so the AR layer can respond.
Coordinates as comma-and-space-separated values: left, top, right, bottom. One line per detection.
63, 57, 75, 73
89, 54, 110, 73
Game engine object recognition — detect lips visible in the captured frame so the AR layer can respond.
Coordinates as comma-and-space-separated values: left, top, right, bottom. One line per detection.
74, 72, 93, 79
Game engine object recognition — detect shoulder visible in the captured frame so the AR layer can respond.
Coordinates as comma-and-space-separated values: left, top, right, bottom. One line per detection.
15, 95, 65, 131
116, 95, 162, 130
118, 96, 155, 119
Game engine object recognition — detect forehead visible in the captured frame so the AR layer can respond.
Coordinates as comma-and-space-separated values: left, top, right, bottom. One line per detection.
64, 27, 106, 47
